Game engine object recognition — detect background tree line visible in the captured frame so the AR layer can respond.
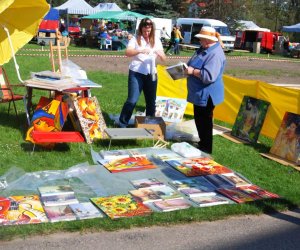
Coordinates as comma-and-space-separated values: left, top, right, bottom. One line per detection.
47, 0, 300, 32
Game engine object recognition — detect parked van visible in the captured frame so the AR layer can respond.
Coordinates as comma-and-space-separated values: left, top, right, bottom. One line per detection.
176, 18, 235, 52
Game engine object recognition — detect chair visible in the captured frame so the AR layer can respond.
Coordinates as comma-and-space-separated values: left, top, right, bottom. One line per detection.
99, 38, 112, 50
0, 67, 25, 119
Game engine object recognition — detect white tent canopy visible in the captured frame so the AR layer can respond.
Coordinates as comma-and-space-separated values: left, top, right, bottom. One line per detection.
94, 3, 122, 12
55, 0, 96, 15
237, 20, 270, 32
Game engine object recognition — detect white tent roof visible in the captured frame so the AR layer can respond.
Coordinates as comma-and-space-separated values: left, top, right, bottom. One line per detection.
55, 0, 96, 15
94, 3, 122, 12
237, 20, 270, 32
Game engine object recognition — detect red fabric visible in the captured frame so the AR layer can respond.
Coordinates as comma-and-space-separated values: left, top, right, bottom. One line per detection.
39, 20, 59, 32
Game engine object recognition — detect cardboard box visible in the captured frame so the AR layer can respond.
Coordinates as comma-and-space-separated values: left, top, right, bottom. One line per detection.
135, 116, 166, 139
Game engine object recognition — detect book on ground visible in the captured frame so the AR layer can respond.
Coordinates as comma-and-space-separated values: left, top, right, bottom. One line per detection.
204, 174, 234, 189
38, 185, 75, 197
130, 185, 182, 203
166, 157, 232, 177
69, 202, 104, 220
189, 194, 230, 207
168, 177, 216, 191
166, 62, 188, 80
40, 193, 79, 207
99, 149, 130, 160
38, 185, 79, 206
90, 194, 152, 219
180, 188, 217, 198
237, 185, 280, 200
217, 188, 254, 203
99, 156, 157, 173
44, 205, 77, 222
220, 173, 250, 187
153, 198, 191, 212
130, 178, 165, 189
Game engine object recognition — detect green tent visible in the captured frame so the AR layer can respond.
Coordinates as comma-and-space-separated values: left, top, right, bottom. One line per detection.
82, 10, 151, 21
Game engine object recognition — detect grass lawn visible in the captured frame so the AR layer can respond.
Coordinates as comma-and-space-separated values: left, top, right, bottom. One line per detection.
0, 49, 299, 240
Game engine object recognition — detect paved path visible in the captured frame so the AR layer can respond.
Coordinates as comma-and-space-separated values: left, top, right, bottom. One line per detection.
1, 208, 300, 250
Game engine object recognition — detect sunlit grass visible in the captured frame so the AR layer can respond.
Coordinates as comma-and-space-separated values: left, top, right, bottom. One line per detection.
0, 50, 299, 240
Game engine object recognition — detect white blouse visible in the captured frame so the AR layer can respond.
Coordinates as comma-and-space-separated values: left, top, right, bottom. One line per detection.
127, 36, 163, 75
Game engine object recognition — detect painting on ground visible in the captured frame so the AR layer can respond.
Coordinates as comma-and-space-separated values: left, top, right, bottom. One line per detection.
155, 96, 187, 123
231, 96, 270, 143
73, 96, 107, 143
270, 112, 300, 164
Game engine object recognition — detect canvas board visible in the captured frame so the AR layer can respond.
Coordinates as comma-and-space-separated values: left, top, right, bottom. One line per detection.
155, 96, 187, 123
269, 112, 300, 165
73, 96, 107, 144
231, 96, 270, 143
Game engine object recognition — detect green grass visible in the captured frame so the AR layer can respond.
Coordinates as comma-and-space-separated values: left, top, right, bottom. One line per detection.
0, 52, 299, 240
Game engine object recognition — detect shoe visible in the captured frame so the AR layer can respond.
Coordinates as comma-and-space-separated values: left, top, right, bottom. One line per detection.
114, 121, 127, 128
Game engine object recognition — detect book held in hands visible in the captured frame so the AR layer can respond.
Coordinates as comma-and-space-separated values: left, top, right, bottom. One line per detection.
166, 62, 188, 80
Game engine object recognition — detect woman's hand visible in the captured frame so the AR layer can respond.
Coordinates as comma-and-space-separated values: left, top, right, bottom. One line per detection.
187, 66, 194, 75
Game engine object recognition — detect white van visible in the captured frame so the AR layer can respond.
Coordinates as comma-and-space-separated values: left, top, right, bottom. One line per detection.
176, 18, 235, 52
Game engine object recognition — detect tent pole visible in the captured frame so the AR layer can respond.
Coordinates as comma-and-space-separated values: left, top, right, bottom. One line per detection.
2, 25, 24, 83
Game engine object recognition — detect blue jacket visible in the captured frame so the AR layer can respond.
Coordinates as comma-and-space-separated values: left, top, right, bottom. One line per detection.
187, 42, 226, 106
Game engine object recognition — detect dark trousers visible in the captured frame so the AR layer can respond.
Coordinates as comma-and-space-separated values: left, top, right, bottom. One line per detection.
119, 70, 157, 127
193, 97, 215, 154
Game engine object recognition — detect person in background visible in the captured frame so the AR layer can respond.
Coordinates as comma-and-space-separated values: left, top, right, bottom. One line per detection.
173, 25, 183, 55
118, 18, 166, 128
185, 26, 226, 154
160, 27, 170, 44
165, 26, 176, 55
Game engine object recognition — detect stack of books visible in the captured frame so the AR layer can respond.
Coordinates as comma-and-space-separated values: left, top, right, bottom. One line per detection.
38, 185, 79, 222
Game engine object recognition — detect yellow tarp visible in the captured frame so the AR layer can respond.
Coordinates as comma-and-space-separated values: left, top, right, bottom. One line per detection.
157, 64, 300, 139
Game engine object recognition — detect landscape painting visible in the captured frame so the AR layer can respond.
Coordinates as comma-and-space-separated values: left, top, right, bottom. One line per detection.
231, 96, 270, 143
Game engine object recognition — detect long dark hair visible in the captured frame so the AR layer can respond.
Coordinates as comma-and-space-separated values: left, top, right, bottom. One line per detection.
137, 18, 155, 47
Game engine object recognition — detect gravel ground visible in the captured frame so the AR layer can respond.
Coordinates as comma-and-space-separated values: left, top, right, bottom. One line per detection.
71, 55, 300, 85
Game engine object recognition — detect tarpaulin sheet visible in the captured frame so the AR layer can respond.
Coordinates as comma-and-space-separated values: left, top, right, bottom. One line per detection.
157, 64, 300, 139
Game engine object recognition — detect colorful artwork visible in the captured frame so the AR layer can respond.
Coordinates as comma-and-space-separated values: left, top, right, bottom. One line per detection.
270, 112, 300, 164
155, 96, 187, 123
26, 96, 69, 146
99, 156, 157, 173
166, 157, 232, 177
90, 194, 152, 219
0, 195, 48, 225
74, 96, 107, 144
231, 96, 270, 143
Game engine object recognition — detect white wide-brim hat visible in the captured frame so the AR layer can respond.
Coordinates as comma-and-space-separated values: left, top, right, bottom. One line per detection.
195, 26, 218, 42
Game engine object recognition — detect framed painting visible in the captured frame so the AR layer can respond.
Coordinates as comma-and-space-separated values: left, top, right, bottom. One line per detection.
73, 96, 107, 144
231, 96, 270, 143
270, 112, 300, 164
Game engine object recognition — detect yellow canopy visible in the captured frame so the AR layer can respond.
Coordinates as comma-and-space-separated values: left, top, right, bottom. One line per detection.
0, 0, 50, 65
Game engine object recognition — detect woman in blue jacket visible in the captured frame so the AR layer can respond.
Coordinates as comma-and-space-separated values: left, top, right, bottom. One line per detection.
185, 26, 226, 154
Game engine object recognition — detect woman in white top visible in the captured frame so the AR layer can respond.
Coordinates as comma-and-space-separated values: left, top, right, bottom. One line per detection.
118, 18, 166, 128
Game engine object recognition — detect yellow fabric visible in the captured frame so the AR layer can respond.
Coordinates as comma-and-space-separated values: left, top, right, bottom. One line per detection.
0, 0, 50, 65
157, 64, 300, 139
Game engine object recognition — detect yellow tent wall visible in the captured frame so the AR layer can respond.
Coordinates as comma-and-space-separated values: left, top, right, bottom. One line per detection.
157, 64, 300, 139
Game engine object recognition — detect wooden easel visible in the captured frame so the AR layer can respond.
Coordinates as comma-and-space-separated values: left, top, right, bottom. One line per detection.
49, 29, 71, 73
